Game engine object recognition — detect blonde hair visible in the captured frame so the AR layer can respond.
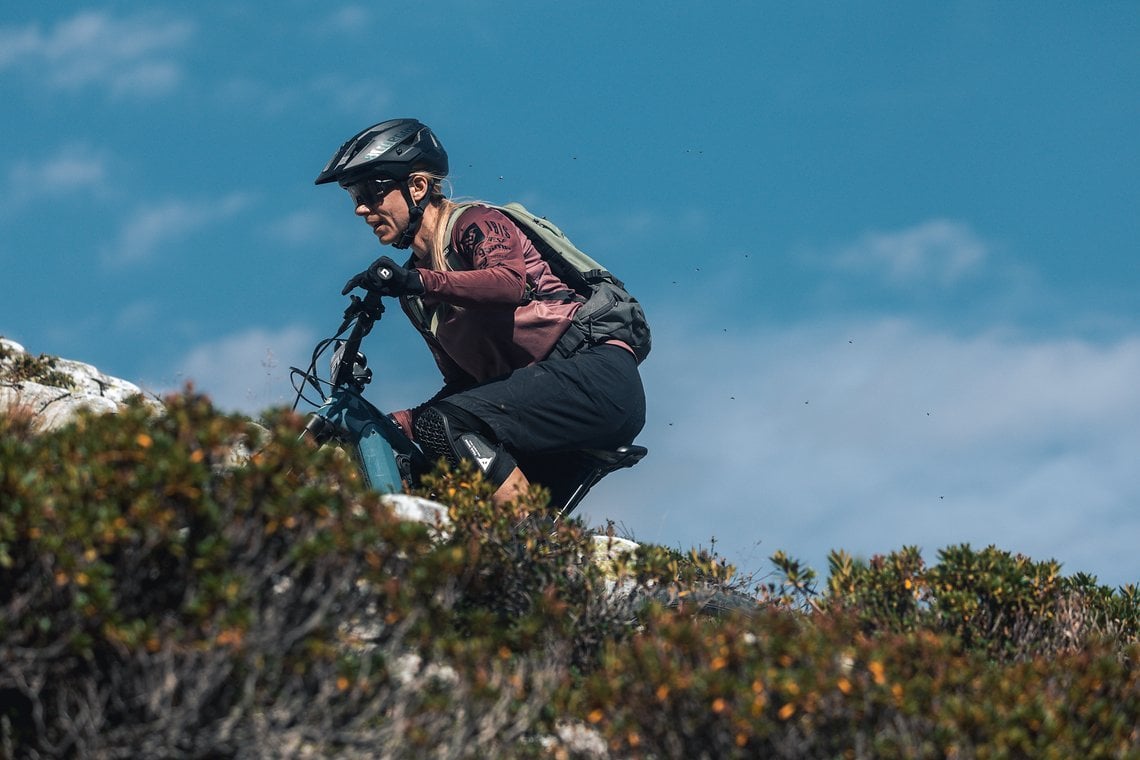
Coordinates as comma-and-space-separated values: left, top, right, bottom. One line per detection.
409, 171, 460, 272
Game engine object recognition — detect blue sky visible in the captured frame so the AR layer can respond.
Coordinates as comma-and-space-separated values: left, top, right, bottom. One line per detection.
3, 3, 1139, 587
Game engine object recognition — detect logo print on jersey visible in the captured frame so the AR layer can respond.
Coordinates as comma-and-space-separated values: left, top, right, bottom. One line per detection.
459, 223, 484, 255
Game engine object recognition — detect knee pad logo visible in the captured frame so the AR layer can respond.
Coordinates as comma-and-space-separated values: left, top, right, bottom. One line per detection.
459, 433, 496, 472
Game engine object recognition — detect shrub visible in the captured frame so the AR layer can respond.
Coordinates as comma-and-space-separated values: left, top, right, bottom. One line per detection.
2, 392, 1139, 758
824, 543, 1140, 662
578, 606, 1140, 759
1, 393, 435, 756
0, 392, 702, 757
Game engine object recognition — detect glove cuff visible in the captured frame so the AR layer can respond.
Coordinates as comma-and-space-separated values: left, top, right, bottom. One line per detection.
407, 269, 425, 296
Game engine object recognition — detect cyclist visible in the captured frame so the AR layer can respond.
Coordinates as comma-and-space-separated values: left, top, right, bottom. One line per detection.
315, 118, 645, 508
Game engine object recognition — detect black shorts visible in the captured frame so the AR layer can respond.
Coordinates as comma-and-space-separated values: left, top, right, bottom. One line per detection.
439, 343, 646, 499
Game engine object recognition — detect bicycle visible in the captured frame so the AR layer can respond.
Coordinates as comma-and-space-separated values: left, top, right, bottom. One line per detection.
289, 289, 647, 524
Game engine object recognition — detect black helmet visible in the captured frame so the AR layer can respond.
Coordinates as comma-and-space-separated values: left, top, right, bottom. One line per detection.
314, 118, 448, 186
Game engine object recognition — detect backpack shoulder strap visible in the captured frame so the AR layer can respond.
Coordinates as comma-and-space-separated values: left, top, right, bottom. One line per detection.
404, 203, 482, 338
439, 202, 481, 271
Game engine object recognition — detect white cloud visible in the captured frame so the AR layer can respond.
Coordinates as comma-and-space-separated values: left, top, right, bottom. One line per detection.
0, 11, 192, 97
829, 219, 989, 287
319, 6, 370, 36
112, 300, 160, 334
0, 25, 38, 68
581, 316, 1140, 589
216, 73, 392, 118
159, 325, 319, 414
264, 209, 330, 247
103, 193, 252, 266
3, 145, 110, 211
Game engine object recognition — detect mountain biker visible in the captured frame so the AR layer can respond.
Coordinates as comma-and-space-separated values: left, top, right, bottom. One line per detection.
315, 118, 646, 509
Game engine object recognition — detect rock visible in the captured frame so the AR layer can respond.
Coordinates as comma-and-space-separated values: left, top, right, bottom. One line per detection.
0, 337, 163, 432
589, 533, 644, 602
381, 493, 452, 528
538, 721, 610, 758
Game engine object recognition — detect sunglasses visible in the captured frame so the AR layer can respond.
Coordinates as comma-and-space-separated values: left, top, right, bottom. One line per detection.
343, 178, 399, 207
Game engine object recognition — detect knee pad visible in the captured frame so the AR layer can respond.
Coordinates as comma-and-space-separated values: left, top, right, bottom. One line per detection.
413, 403, 518, 487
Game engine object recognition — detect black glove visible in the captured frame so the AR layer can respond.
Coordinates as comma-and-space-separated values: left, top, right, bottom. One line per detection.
341, 256, 425, 297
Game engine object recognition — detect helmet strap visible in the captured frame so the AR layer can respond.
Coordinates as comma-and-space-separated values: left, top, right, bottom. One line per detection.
393, 180, 429, 250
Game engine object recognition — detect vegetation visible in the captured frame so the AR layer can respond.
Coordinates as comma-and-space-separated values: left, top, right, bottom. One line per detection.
1, 391, 1138, 758
0, 341, 77, 390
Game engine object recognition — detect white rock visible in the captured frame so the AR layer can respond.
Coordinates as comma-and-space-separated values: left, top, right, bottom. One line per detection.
381, 493, 452, 528
554, 722, 610, 758
0, 338, 162, 432
0, 380, 119, 431
1, 338, 26, 355
53, 355, 152, 404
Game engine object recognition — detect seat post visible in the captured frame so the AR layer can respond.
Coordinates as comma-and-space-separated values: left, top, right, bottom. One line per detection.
549, 444, 648, 524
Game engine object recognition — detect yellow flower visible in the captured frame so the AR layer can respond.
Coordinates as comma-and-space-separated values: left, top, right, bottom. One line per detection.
217, 628, 245, 647
869, 660, 887, 685
778, 703, 796, 720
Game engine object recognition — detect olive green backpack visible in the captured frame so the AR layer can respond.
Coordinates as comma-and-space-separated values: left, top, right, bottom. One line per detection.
443, 202, 652, 364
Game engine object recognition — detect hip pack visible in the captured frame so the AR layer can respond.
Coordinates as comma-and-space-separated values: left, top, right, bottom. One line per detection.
444, 202, 652, 364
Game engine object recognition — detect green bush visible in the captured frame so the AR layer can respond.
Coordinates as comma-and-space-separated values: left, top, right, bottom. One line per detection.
1, 393, 437, 756
577, 607, 1140, 758
0, 392, 715, 757
2, 392, 1139, 758
825, 544, 1140, 662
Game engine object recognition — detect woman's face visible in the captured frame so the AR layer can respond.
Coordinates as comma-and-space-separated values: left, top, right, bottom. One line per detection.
348, 178, 404, 246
